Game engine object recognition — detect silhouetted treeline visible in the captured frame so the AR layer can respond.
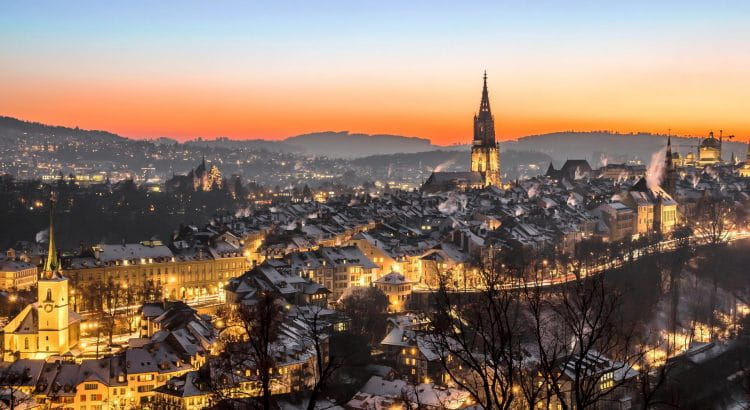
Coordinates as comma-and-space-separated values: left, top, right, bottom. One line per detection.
0, 175, 256, 248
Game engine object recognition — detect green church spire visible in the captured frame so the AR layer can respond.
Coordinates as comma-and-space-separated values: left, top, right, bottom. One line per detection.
43, 205, 60, 276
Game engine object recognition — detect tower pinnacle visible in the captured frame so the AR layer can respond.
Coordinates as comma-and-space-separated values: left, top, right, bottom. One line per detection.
664, 135, 677, 196
474, 71, 495, 145
479, 71, 491, 114
666, 135, 672, 161
471, 71, 501, 187
43, 204, 60, 278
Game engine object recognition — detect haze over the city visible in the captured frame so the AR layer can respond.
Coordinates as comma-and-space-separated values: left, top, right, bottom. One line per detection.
2, 0, 749, 145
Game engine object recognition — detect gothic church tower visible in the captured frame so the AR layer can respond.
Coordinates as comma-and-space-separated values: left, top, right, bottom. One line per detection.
470, 72, 501, 187
3, 205, 79, 361
664, 135, 678, 197
37, 208, 71, 355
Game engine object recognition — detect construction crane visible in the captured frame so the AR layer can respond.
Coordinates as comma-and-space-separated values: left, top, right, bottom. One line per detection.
719, 129, 736, 143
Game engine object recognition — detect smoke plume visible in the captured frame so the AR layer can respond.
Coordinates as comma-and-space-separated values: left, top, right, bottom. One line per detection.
645, 147, 667, 191
234, 207, 251, 218
567, 194, 578, 207
574, 166, 587, 180
438, 192, 467, 215
433, 159, 456, 173
526, 183, 540, 199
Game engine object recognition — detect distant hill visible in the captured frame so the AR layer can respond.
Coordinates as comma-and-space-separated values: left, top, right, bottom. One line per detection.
1, 116, 746, 163
0, 116, 126, 145
503, 131, 749, 166
282, 131, 455, 158
181, 137, 300, 153
177, 131, 452, 157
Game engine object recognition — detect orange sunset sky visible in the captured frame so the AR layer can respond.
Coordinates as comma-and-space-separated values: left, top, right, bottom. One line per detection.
2, 1, 749, 145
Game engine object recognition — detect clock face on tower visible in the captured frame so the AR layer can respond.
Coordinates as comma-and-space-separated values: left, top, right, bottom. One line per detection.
44, 304, 53, 313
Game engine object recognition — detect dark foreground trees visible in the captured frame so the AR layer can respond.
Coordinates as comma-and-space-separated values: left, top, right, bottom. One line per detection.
210, 292, 339, 409
428, 262, 646, 410
339, 286, 389, 345
212, 291, 284, 409
0, 365, 33, 410
429, 265, 523, 410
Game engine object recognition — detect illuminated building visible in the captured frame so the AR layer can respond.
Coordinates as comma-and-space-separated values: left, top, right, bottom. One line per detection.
470, 71, 502, 188
697, 131, 723, 167
740, 142, 750, 178
165, 156, 223, 192
62, 241, 248, 312
286, 245, 378, 300
374, 272, 413, 313
422, 72, 501, 192
624, 178, 678, 235
380, 315, 452, 384
0, 249, 37, 291
2, 212, 81, 361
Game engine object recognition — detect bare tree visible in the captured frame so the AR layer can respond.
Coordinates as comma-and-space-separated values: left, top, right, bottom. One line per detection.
692, 198, 736, 247
546, 272, 641, 409
634, 227, 693, 409
83, 280, 106, 358
339, 287, 389, 345
691, 198, 737, 341
428, 262, 524, 410
0, 365, 33, 410
295, 307, 341, 410
213, 291, 284, 409
521, 279, 570, 410
140, 279, 163, 303
101, 278, 125, 345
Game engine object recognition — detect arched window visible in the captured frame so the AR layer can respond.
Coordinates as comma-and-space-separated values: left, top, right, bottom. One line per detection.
24, 337, 29, 350
46, 289, 52, 302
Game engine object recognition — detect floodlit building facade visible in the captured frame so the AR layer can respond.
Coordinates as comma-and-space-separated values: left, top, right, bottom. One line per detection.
2, 215, 81, 361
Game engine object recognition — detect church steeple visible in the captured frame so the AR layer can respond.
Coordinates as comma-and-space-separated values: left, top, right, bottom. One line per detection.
43, 205, 60, 278
473, 71, 495, 146
470, 71, 501, 188
664, 135, 677, 196
665, 135, 673, 166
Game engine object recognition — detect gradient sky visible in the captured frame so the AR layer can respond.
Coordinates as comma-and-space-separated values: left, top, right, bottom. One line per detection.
2, 1, 749, 145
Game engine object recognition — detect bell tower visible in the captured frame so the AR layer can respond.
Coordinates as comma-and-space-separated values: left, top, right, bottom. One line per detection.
470, 71, 501, 187
37, 207, 70, 355
663, 135, 678, 196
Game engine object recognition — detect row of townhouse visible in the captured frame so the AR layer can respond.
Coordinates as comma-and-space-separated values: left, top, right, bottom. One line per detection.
60, 237, 248, 313
0, 249, 37, 291
0, 301, 215, 409
284, 245, 379, 301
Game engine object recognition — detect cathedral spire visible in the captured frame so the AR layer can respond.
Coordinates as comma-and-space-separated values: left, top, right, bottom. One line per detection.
479, 70, 491, 114
471, 71, 501, 188
666, 135, 673, 163
664, 135, 677, 196
473, 71, 495, 146
43, 203, 60, 277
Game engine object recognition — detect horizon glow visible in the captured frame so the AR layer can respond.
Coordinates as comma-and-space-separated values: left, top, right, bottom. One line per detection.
1, 1, 749, 144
